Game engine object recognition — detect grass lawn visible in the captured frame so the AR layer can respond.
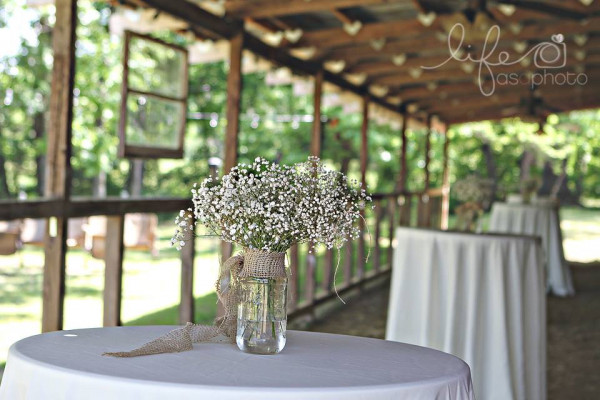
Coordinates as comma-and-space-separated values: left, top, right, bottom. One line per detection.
0, 205, 599, 370
0, 223, 221, 368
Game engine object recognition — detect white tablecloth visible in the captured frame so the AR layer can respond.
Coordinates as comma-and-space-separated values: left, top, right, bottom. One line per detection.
0, 327, 474, 400
489, 202, 574, 296
386, 227, 546, 400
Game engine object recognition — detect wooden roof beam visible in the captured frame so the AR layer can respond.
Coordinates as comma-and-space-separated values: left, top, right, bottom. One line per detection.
292, 15, 600, 51
417, 82, 600, 109
317, 32, 600, 66
372, 55, 600, 88
224, 0, 393, 19
443, 94, 600, 124
346, 40, 600, 76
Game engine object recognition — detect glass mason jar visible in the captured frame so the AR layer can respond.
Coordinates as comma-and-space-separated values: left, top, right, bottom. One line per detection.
236, 276, 287, 354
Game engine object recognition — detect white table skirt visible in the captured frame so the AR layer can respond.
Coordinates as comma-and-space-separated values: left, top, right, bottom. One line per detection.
0, 327, 474, 400
386, 228, 546, 400
489, 202, 574, 296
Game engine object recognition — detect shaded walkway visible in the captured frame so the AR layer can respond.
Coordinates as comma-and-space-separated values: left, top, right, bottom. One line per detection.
306, 264, 600, 400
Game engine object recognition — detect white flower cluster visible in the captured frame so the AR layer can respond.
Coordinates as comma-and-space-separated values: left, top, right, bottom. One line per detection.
452, 174, 494, 206
171, 157, 371, 253
520, 177, 541, 194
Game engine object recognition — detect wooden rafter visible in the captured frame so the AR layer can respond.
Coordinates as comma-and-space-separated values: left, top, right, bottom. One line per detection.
225, 0, 393, 18
133, 0, 600, 125
444, 93, 600, 124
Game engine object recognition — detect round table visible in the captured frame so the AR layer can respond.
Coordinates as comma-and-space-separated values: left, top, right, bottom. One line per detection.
489, 202, 575, 296
0, 327, 474, 400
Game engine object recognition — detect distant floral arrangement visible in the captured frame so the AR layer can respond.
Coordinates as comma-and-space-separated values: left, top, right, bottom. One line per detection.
452, 174, 494, 206
520, 176, 541, 195
171, 157, 371, 253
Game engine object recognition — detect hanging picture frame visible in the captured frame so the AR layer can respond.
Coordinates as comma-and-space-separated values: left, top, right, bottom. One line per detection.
119, 30, 189, 158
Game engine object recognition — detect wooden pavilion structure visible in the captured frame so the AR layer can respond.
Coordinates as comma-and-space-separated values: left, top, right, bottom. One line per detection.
1, 0, 598, 333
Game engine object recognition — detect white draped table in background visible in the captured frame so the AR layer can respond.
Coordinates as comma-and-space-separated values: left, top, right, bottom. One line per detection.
386, 227, 546, 400
489, 202, 575, 296
0, 327, 474, 400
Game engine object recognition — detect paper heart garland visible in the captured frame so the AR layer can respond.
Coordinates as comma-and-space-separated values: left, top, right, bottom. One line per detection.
264, 31, 284, 46
574, 50, 586, 61
290, 47, 316, 59
579, 0, 593, 6
551, 34, 564, 43
417, 12, 436, 27
461, 63, 475, 73
369, 85, 389, 97
387, 96, 402, 105
392, 54, 407, 66
407, 103, 419, 113
370, 38, 386, 51
284, 29, 303, 43
509, 23, 523, 34
324, 60, 346, 73
513, 41, 528, 53
408, 68, 422, 79
435, 31, 448, 42
427, 82, 438, 91
574, 34, 588, 46
498, 4, 516, 16
345, 73, 367, 85
203, 0, 226, 17
343, 20, 363, 36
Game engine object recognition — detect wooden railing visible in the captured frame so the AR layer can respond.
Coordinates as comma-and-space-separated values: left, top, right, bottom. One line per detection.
0, 187, 447, 328
286, 187, 447, 318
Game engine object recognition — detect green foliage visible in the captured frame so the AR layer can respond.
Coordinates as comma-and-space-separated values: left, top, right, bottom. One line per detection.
450, 112, 600, 200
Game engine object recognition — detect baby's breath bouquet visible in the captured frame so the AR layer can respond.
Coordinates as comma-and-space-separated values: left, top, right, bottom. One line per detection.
452, 174, 494, 207
172, 157, 370, 252
520, 176, 540, 203
171, 156, 371, 355
452, 175, 494, 231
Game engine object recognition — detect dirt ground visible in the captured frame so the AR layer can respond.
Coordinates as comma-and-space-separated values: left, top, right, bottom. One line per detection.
306, 264, 600, 400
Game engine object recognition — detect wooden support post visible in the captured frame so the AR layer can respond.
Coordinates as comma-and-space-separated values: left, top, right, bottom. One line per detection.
420, 115, 433, 227
373, 199, 382, 272
323, 249, 334, 291
311, 69, 324, 158
424, 114, 433, 191
288, 244, 299, 312
179, 229, 195, 324
397, 109, 408, 192
103, 216, 125, 327
222, 34, 243, 257
386, 199, 396, 269
400, 194, 412, 226
42, 0, 77, 333
344, 241, 353, 284
441, 124, 450, 230
357, 95, 368, 279
218, 31, 243, 316
224, 32, 243, 175
305, 69, 323, 303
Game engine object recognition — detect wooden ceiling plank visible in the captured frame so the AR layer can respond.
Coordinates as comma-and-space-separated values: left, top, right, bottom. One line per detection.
443, 94, 600, 124
225, 0, 394, 18
293, 18, 429, 48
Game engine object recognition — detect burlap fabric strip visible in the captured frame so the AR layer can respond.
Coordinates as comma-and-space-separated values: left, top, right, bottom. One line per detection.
103, 249, 286, 357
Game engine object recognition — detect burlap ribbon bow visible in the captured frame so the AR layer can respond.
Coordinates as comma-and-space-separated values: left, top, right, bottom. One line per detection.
103, 250, 285, 357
